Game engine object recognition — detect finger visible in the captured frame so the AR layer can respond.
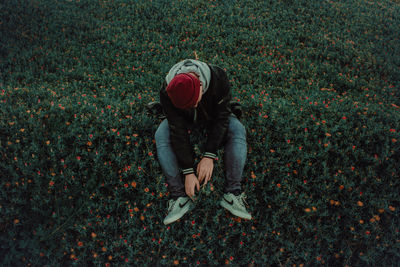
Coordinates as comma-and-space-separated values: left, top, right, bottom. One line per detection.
204, 178, 209, 187
198, 173, 204, 184
186, 190, 193, 201
205, 171, 211, 185
198, 169, 204, 183
191, 185, 195, 197
196, 179, 200, 191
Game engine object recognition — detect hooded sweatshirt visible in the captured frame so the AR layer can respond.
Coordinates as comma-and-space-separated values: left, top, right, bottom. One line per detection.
165, 59, 211, 94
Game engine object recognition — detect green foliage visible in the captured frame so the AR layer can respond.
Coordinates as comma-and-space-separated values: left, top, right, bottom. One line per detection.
1, 0, 399, 265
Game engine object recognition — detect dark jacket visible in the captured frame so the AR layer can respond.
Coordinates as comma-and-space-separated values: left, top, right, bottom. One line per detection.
159, 64, 232, 175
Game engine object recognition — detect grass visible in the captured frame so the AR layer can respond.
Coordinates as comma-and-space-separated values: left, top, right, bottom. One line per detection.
1, 0, 399, 265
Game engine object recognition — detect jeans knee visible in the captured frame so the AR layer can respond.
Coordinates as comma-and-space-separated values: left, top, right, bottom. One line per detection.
228, 117, 246, 139
155, 120, 170, 145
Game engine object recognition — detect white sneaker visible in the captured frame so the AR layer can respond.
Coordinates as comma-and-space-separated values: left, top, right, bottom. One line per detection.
163, 196, 194, 225
220, 192, 252, 220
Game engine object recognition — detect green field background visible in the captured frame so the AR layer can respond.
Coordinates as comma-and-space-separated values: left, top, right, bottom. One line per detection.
1, 0, 399, 265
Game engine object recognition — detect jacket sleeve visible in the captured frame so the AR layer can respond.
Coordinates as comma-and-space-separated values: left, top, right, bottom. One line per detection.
159, 83, 195, 175
204, 69, 232, 158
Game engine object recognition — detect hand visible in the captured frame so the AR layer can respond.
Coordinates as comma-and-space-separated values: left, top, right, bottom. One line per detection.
197, 157, 214, 186
185, 174, 200, 201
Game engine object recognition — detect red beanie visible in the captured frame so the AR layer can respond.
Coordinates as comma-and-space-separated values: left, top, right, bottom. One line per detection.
166, 73, 200, 109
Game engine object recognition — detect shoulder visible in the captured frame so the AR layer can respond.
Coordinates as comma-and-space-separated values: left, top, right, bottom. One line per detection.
208, 64, 227, 77
208, 64, 229, 87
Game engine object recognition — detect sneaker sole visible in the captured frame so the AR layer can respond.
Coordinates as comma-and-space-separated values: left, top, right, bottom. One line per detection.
220, 200, 252, 220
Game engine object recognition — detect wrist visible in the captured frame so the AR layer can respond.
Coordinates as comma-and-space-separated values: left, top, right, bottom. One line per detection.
185, 173, 196, 180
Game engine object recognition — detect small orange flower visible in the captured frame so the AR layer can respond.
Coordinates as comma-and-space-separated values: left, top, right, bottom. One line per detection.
144, 187, 149, 192
78, 241, 83, 247
357, 201, 364, 207
131, 181, 137, 188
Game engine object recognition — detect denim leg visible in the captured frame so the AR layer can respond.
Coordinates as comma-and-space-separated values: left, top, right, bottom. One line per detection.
155, 119, 186, 198
223, 115, 247, 193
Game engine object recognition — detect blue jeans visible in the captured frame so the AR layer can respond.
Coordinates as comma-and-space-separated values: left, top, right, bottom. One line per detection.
155, 114, 247, 198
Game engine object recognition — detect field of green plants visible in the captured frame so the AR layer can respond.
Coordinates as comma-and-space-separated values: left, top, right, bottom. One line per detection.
1, 0, 399, 265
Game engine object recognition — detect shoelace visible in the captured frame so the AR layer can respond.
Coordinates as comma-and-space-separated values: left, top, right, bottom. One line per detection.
167, 199, 177, 212
236, 193, 248, 207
